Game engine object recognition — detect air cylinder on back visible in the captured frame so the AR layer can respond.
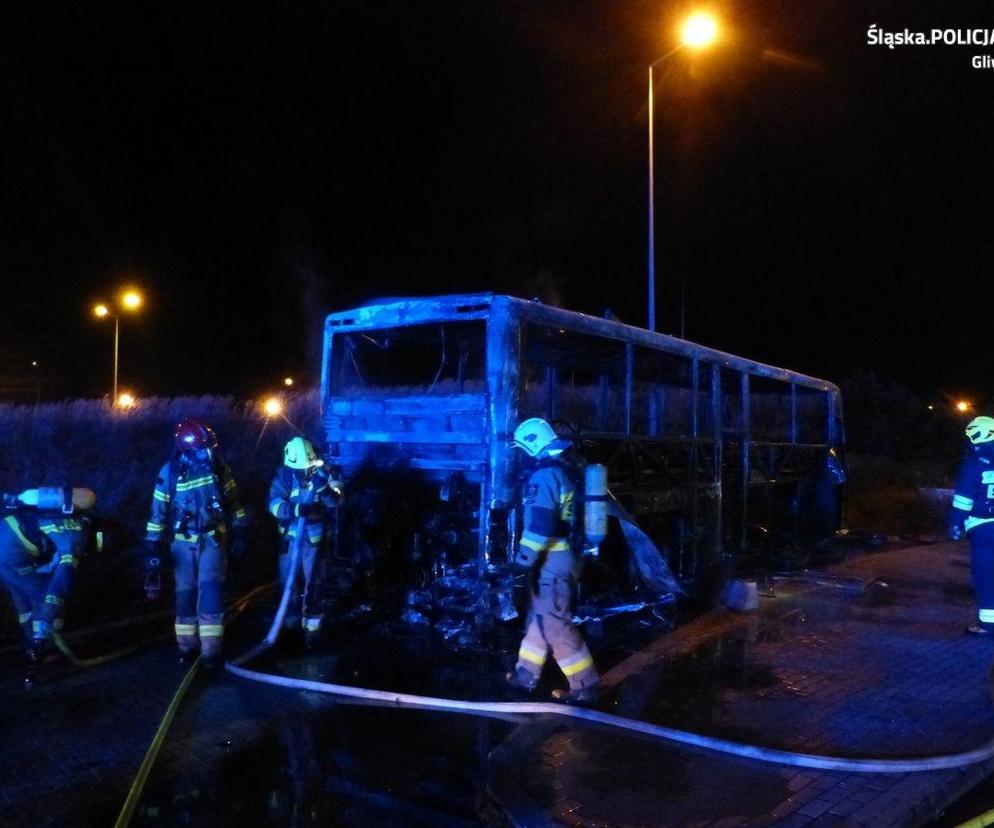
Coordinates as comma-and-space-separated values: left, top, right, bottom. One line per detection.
584, 464, 608, 547
16, 487, 96, 513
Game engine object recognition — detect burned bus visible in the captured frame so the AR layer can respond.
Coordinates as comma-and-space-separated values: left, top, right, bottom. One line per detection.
320, 294, 844, 629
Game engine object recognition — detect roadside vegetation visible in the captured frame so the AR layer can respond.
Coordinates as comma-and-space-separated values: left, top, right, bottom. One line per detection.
841, 372, 963, 538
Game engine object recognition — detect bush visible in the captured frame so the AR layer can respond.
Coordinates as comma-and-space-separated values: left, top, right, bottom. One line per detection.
839, 374, 963, 536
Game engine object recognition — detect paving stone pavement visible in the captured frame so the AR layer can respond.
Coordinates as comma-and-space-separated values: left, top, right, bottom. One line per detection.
2, 541, 993, 826
0, 645, 192, 827
488, 541, 994, 826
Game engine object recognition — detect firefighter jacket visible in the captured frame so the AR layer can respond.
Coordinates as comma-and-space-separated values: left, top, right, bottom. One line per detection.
146, 456, 247, 545
268, 466, 341, 545
515, 456, 578, 569
949, 449, 994, 534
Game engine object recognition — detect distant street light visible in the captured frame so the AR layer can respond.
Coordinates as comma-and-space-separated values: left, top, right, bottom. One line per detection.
283, 376, 294, 387
263, 396, 284, 418
648, 11, 720, 334
92, 288, 144, 403
956, 400, 973, 413
116, 391, 136, 410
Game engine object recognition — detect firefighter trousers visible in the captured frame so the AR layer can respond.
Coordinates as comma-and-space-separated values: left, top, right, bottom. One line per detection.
969, 522, 994, 629
515, 551, 599, 690
278, 538, 324, 633
171, 534, 227, 658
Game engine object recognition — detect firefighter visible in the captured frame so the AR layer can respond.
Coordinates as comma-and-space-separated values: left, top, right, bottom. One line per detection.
506, 417, 600, 703
144, 418, 248, 666
0, 487, 99, 664
949, 416, 994, 635
268, 437, 342, 648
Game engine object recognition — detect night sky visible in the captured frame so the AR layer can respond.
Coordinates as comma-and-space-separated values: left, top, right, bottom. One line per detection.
1, 1, 990, 401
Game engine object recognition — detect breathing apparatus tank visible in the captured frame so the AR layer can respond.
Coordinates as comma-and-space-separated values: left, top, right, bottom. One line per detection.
583, 464, 608, 554
3, 487, 96, 513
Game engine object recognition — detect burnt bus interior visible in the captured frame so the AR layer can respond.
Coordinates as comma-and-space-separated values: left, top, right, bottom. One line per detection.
320, 295, 845, 636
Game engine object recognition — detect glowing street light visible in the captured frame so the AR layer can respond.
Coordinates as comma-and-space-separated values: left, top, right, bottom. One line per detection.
956, 400, 973, 413
283, 376, 294, 387
91, 288, 144, 403
647, 11, 720, 334
263, 396, 284, 418
681, 12, 719, 48
116, 391, 136, 410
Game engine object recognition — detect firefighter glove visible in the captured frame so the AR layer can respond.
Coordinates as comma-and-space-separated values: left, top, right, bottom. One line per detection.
228, 525, 250, 559
294, 502, 324, 520
513, 545, 538, 573
143, 542, 163, 599
143, 540, 164, 571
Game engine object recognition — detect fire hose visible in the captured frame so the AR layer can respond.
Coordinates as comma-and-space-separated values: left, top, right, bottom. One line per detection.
224, 534, 994, 774
111, 515, 994, 827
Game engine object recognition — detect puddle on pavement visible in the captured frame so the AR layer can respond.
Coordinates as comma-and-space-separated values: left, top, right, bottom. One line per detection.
130, 586, 873, 824
604, 586, 865, 739
130, 603, 679, 826
136, 688, 505, 826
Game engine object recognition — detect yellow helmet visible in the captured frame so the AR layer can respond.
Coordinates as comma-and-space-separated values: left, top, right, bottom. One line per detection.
284, 437, 323, 469
513, 418, 569, 458
966, 416, 994, 445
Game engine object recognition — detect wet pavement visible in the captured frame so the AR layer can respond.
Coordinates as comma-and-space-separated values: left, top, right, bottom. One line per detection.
3, 540, 994, 826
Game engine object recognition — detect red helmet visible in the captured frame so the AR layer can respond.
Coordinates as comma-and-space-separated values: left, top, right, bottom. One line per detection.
173, 418, 218, 452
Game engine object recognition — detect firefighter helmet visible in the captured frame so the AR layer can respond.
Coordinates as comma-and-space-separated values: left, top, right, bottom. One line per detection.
966, 416, 994, 445
284, 437, 323, 470
512, 418, 569, 457
173, 418, 218, 452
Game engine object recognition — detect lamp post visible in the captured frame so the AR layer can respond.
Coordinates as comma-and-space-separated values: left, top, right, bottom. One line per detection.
648, 12, 719, 334
93, 288, 143, 404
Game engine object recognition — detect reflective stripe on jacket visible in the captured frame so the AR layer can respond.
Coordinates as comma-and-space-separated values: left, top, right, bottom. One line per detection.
146, 458, 247, 543
268, 466, 341, 541
950, 450, 994, 533
517, 462, 576, 565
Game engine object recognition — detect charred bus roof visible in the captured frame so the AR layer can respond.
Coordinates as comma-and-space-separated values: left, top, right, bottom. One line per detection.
322, 293, 840, 397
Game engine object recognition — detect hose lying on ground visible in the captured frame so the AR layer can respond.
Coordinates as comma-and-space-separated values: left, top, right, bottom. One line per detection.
226, 659, 994, 773
110, 582, 275, 828
226, 552, 994, 775
50, 583, 274, 670
113, 655, 202, 828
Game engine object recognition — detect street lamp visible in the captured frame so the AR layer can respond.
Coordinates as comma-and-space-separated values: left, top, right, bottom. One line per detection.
263, 396, 284, 418
92, 287, 144, 403
648, 11, 719, 333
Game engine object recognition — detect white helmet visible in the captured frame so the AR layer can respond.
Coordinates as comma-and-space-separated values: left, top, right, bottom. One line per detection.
284, 437, 324, 470
513, 418, 568, 458
966, 416, 994, 445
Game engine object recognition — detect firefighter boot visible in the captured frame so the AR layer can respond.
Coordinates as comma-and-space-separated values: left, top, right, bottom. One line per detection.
505, 667, 539, 694
551, 682, 601, 705
178, 648, 199, 665
24, 636, 53, 690
303, 617, 322, 651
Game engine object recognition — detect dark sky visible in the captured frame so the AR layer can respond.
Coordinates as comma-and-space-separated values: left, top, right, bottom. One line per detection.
0, 2, 990, 401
